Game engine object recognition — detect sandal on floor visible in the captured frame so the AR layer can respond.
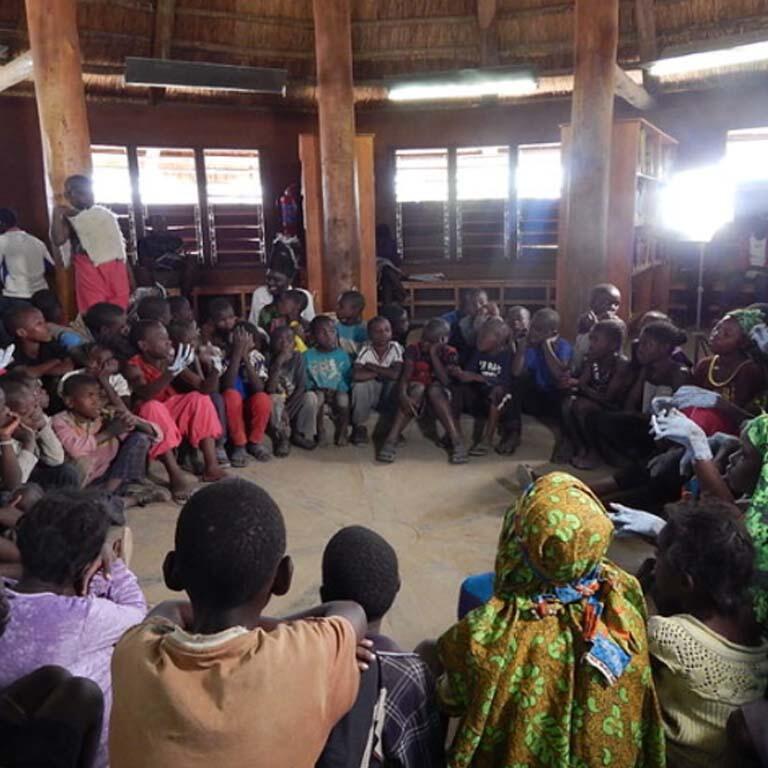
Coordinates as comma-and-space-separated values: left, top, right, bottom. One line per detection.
450, 443, 469, 465
469, 441, 491, 457
229, 446, 248, 468
376, 442, 398, 463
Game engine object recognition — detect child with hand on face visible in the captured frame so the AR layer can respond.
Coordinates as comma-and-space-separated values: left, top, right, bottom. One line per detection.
335, 290, 368, 357
350, 316, 403, 445
452, 318, 516, 457
572, 283, 622, 373
304, 316, 352, 446
260, 289, 309, 353
377, 318, 467, 465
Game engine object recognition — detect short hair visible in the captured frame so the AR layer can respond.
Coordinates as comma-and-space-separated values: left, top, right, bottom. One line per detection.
0, 377, 34, 405
208, 297, 234, 321
338, 290, 366, 313
590, 283, 620, 300
16, 490, 110, 586
31, 290, 62, 322
61, 372, 99, 400
422, 317, 450, 343
168, 319, 196, 345
367, 315, 390, 334
660, 499, 754, 615
235, 320, 259, 338
168, 295, 191, 317
64, 174, 91, 192
83, 303, 125, 336
0, 208, 18, 231
128, 319, 163, 348
282, 289, 308, 312
310, 314, 335, 335
641, 320, 687, 348
591, 318, 625, 349
380, 303, 407, 323
480, 316, 510, 342
506, 305, 531, 320
322, 526, 399, 622
174, 479, 286, 608
136, 296, 170, 322
531, 307, 560, 329
4, 303, 39, 336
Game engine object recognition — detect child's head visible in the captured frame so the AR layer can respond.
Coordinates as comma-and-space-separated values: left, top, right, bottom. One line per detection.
9, 483, 44, 514
527, 308, 560, 345
83, 303, 129, 343
477, 317, 509, 353
310, 315, 338, 352
168, 296, 194, 324
136, 296, 171, 326
654, 499, 754, 617
0, 378, 39, 423
588, 319, 625, 360
4, 370, 49, 411
208, 298, 238, 335
270, 325, 295, 356
277, 289, 308, 321
5, 305, 52, 344
589, 283, 621, 318
31, 289, 64, 324
320, 526, 400, 625
367, 316, 393, 348
62, 373, 103, 421
420, 318, 450, 349
168, 319, 200, 348
234, 320, 262, 352
505, 306, 531, 338
0, 208, 17, 235
130, 319, 172, 361
630, 309, 670, 340
460, 289, 488, 318
336, 290, 366, 325
724, 421, 765, 499
636, 321, 687, 366
380, 303, 409, 342
709, 313, 751, 356
164, 479, 291, 615
70, 343, 119, 379
64, 175, 94, 211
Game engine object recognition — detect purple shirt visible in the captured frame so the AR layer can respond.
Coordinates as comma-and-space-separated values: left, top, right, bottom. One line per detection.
0, 560, 147, 767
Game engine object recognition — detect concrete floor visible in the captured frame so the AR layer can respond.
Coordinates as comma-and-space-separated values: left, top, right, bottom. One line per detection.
128, 415, 651, 651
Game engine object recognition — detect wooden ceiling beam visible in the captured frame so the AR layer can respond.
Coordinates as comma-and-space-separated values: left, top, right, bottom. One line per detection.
152, 0, 176, 59
171, 39, 314, 60
175, 7, 313, 31
353, 15, 472, 27
477, 0, 499, 66
0, 49, 32, 92
78, 0, 153, 11
635, 0, 658, 63
614, 64, 655, 109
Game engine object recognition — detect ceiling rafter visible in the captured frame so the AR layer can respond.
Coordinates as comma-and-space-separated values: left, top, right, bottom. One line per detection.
477, 0, 500, 66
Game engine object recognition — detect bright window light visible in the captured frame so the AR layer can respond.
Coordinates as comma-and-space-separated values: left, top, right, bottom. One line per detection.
662, 166, 734, 242
389, 77, 537, 102
457, 146, 509, 201
91, 145, 132, 204
517, 144, 562, 199
726, 128, 768, 183
395, 148, 448, 203
650, 39, 768, 77
137, 147, 199, 206
204, 149, 263, 204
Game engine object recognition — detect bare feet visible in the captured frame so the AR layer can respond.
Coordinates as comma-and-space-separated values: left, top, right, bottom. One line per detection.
169, 474, 196, 503
202, 466, 228, 483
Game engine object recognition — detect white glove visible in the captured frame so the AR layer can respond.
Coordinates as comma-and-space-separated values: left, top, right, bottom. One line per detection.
651, 385, 719, 415
651, 408, 713, 462
0, 344, 15, 370
751, 323, 768, 354
608, 503, 667, 539
168, 344, 195, 376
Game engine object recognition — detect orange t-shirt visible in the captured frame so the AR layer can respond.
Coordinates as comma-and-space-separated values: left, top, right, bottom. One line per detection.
109, 616, 360, 768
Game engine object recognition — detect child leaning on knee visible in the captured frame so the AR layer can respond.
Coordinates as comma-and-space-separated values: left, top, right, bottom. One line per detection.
109, 478, 369, 768
304, 315, 352, 446
377, 317, 467, 465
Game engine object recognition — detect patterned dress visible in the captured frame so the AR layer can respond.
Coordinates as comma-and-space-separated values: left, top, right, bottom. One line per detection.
743, 414, 768, 627
437, 472, 666, 768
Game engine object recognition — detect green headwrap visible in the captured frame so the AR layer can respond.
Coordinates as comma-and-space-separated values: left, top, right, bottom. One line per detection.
727, 308, 764, 337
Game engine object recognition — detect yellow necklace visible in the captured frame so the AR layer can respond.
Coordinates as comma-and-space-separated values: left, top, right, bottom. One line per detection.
707, 355, 750, 389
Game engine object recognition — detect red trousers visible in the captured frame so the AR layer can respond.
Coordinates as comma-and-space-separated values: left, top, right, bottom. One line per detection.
223, 390, 272, 447
73, 253, 130, 313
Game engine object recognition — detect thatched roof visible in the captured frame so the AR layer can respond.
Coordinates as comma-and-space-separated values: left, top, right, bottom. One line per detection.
2, 0, 768, 104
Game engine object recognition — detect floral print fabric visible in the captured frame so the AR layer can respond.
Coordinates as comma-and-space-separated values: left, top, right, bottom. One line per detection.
437, 472, 666, 768
744, 414, 768, 627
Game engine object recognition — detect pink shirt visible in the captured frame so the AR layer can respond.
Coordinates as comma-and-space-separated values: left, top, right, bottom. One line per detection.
51, 411, 118, 485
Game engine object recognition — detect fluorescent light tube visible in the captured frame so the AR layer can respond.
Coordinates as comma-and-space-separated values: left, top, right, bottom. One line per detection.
389, 76, 537, 102
650, 40, 768, 77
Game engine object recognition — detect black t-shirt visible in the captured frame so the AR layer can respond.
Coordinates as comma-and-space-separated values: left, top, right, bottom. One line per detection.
467, 348, 513, 389
10, 340, 68, 369
137, 233, 184, 270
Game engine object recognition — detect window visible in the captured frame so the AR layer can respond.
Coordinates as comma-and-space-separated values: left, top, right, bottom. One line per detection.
203, 149, 266, 264
457, 146, 509, 201
90, 145, 137, 259
395, 149, 449, 203
516, 144, 562, 260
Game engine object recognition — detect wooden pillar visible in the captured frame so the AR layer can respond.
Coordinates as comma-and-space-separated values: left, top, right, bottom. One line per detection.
557, 0, 619, 336
312, 0, 361, 310
25, 0, 92, 319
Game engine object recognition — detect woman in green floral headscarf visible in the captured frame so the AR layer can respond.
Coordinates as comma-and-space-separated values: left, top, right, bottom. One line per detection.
437, 472, 665, 768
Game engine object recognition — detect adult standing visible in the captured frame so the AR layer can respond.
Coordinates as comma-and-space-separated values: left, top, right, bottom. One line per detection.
51, 175, 131, 314
0, 208, 54, 301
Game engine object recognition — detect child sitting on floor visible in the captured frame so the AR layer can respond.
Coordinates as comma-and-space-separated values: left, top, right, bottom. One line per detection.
350, 316, 403, 445
377, 317, 467, 465
109, 478, 367, 768
572, 282, 622, 372
0, 490, 147, 768
336, 290, 368, 357
201, 297, 238, 350
124, 320, 225, 500
505, 304, 530, 344
318, 525, 445, 768
219, 322, 273, 464
135, 296, 171, 326
51, 373, 167, 506
452, 317, 515, 457
168, 295, 194, 325
80, 302, 133, 360
380, 303, 410, 347
648, 498, 768, 768
69, 342, 132, 409
304, 315, 352, 446
562, 318, 631, 469
31, 289, 87, 349
260, 289, 309, 352
266, 325, 314, 455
